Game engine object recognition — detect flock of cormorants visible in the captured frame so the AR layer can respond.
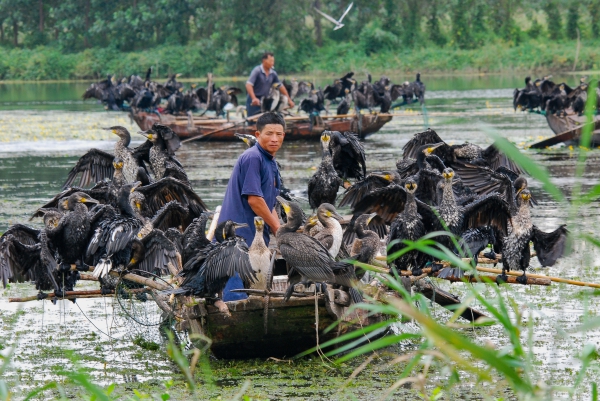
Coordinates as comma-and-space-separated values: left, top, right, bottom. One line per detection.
513, 75, 600, 115
83, 69, 426, 117
0, 123, 568, 306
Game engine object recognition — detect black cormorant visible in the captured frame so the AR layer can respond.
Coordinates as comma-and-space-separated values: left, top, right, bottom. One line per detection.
166, 221, 255, 298
499, 189, 568, 284
276, 197, 362, 303
336, 89, 351, 115
138, 123, 186, 182
402, 128, 524, 175
308, 132, 343, 209
327, 130, 366, 181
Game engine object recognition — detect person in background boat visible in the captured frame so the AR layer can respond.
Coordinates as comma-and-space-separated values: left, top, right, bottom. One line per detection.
245, 52, 295, 117
218, 112, 285, 301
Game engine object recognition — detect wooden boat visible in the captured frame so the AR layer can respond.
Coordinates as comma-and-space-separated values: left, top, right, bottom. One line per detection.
175, 278, 397, 359
131, 111, 394, 142
530, 109, 600, 148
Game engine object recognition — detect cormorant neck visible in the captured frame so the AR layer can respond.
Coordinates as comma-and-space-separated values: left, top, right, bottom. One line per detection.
118, 192, 136, 217
441, 179, 456, 207
405, 191, 417, 214
118, 133, 131, 148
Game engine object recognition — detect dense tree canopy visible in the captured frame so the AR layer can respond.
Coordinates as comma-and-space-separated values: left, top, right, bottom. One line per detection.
0, 0, 598, 77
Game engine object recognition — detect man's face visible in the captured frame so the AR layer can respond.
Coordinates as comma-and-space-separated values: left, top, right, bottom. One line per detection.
263, 55, 275, 69
255, 123, 285, 155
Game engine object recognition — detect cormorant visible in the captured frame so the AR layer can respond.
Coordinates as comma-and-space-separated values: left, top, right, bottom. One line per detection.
304, 213, 324, 237
387, 179, 430, 272
299, 89, 325, 116
345, 213, 381, 281
63, 126, 151, 188
276, 197, 362, 303
411, 73, 426, 104
166, 221, 255, 298
282, 78, 299, 100
402, 128, 524, 175
324, 79, 343, 101
336, 89, 351, 115
138, 123, 186, 182
181, 212, 214, 265
312, 203, 344, 258
165, 87, 184, 114
53, 192, 100, 273
327, 130, 366, 181
308, 132, 343, 209
499, 189, 568, 284
262, 83, 288, 112
248, 217, 272, 290
338, 171, 402, 209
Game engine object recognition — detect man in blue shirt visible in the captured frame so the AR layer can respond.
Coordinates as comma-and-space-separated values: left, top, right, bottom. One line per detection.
245, 52, 294, 117
218, 112, 286, 300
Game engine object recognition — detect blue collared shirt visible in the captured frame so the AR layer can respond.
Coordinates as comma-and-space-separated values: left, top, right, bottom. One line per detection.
246, 65, 280, 98
218, 143, 281, 246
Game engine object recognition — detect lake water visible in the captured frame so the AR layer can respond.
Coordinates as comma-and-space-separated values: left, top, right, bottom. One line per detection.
1, 75, 600, 399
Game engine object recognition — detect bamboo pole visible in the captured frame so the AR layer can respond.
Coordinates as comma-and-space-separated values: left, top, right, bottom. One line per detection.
9, 288, 148, 302
206, 205, 221, 241
475, 266, 600, 289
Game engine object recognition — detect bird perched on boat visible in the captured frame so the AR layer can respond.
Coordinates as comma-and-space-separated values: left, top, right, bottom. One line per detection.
327, 130, 366, 181
338, 171, 402, 209
336, 89, 351, 115
386, 179, 431, 272
207, 86, 242, 116
282, 78, 299, 100
346, 212, 381, 279
498, 189, 568, 284
296, 81, 314, 98
299, 89, 326, 116
308, 132, 343, 209
165, 73, 183, 94
165, 87, 184, 114
352, 79, 375, 112
262, 82, 289, 112
324, 79, 343, 102
402, 128, 524, 175
276, 197, 362, 303
568, 82, 589, 115
50, 192, 100, 273
248, 217, 272, 290
87, 183, 144, 282
311, 203, 345, 258
63, 126, 151, 188
138, 123, 186, 182
180, 212, 214, 265
0, 224, 58, 294
165, 220, 255, 298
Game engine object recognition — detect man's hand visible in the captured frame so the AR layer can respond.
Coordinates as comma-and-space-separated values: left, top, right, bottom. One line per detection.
251, 97, 261, 106
288, 98, 295, 108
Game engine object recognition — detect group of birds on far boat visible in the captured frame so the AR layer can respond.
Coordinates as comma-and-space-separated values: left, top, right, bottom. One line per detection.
513, 75, 600, 116
1, 124, 568, 306
82, 69, 425, 118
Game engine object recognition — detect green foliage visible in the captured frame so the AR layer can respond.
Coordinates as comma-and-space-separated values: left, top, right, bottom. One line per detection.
359, 21, 399, 55
544, 1, 563, 40
566, 3, 580, 40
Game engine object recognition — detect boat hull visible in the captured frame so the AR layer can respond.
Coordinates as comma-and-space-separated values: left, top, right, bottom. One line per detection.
545, 110, 600, 146
131, 112, 393, 141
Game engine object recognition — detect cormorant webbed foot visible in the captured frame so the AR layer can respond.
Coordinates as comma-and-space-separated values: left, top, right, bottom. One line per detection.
75, 260, 90, 272
516, 273, 528, 285
483, 250, 497, 260
59, 262, 71, 272
37, 292, 48, 300
496, 274, 508, 285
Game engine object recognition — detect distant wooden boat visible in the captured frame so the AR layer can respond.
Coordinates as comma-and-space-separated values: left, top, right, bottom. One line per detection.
131, 111, 393, 142
530, 109, 600, 149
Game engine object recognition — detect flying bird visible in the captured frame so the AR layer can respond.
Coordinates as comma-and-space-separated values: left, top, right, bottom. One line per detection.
314, 2, 353, 30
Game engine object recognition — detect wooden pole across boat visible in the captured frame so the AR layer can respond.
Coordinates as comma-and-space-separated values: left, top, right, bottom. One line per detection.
474, 266, 600, 288
9, 288, 148, 302
181, 112, 265, 144
530, 117, 600, 149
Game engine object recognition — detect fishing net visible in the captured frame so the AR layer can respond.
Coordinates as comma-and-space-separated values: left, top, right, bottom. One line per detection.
111, 270, 190, 349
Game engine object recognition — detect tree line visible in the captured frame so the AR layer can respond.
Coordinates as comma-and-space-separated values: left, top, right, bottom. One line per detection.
0, 0, 599, 75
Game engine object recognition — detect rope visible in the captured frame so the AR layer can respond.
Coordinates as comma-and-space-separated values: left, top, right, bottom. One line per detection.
75, 300, 116, 340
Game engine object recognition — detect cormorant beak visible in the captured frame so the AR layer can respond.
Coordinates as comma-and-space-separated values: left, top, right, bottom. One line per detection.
426, 142, 444, 155
442, 171, 454, 179
233, 222, 249, 229
254, 218, 264, 228
366, 212, 378, 224
405, 182, 417, 191
321, 133, 331, 143
276, 196, 291, 214
81, 197, 99, 204
521, 193, 531, 201
138, 130, 153, 140
131, 181, 142, 192
332, 211, 344, 221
